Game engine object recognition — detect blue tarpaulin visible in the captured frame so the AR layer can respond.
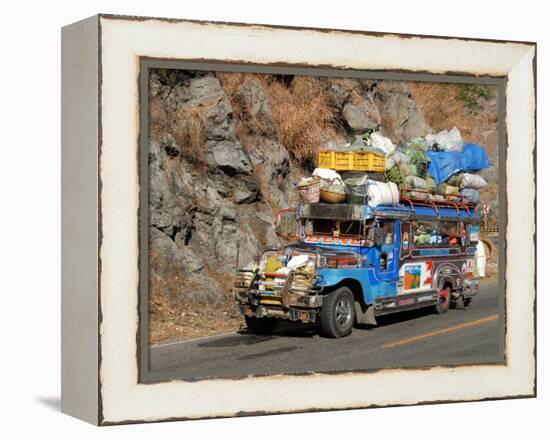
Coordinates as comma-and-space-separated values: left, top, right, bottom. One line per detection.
426, 151, 463, 184
427, 143, 490, 184
462, 143, 491, 171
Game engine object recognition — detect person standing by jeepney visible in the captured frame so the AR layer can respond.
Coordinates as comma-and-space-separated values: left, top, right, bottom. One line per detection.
475, 240, 487, 278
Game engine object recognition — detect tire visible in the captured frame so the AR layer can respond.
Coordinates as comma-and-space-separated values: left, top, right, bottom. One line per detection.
463, 297, 473, 307
434, 287, 451, 314
244, 316, 278, 335
320, 287, 355, 338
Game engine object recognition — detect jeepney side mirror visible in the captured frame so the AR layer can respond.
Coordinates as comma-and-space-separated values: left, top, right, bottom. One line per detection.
373, 227, 385, 246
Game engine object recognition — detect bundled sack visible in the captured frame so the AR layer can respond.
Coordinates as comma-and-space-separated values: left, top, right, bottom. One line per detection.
368, 132, 396, 156
404, 190, 431, 201
459, 173, 487, 190
385, 150, 409, 170
446, 174, 462, 186
425, 176, 436, 192
436, 184, 459, 196
403, 175, 427, 190
312, 168, 345, 188
290, 265, 317, 293
399, 162, 412, 177
460, 188, 481, 205
425, 127, 463, 152
404, 147, 430, 164
385, 165, 404, 187
367, 181, 399, 207
405, 137, 429, 151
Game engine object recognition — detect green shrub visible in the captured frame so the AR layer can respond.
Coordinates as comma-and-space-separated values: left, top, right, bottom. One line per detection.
457, 84, 494, 114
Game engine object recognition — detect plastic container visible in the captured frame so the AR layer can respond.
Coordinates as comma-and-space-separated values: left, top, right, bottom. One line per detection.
353, 151, 386, 172
318, 150, 385, 172
345, 177, 370, 205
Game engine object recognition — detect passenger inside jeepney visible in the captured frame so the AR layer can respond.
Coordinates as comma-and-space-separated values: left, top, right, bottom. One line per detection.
413, 221, 461, 247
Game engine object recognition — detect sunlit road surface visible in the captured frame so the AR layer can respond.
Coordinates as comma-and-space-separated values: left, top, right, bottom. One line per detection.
149, 279, 503, 380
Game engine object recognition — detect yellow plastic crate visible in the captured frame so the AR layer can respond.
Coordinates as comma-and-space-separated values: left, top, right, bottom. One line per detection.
353, 151, 386, 172
318, 150, 385, 172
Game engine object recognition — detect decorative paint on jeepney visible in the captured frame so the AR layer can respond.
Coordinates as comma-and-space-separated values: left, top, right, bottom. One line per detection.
431, 260, 465, 290
461, 259, 474, 277
304, 235, 365, 247
317, 267, 396, 304
398, 260, 434, 294
413, 248, 454, 257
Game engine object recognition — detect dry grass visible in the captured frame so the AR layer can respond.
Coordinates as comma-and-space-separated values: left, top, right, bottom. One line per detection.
149, 294, 243, 344
408, 82, 498, 148
218, 72, 272, 138
267, 76, 336, 164
219, 73, 336, 165
149, 94, 206, 164
148, 249, 243, 344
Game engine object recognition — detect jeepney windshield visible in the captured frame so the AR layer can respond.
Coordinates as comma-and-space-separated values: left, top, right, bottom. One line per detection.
304, 219, 364, 238
259, 247, 318, 272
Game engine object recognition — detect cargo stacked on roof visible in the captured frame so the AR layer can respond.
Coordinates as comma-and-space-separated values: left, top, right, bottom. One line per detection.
296, 128, 490, 208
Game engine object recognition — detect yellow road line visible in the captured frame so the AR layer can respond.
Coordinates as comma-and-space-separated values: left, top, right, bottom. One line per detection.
382, 314, 499, 349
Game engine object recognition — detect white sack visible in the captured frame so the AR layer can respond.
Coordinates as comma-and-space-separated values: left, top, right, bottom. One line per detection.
425, 127, 464, 151
287, 255, 310, 270
367, 181, 399, 207
460, 173, 487, 189
368, 132, 396, 156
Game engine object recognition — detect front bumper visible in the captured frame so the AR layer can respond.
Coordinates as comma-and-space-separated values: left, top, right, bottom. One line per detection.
238, 303, 319, 323
235, 289, 323, 323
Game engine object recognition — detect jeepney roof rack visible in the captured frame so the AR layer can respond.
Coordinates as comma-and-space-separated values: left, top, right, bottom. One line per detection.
296, 194, 477, 222
398, 189, 475, 215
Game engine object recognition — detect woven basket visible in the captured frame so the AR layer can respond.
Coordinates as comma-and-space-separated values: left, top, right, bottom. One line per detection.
298, 180, 320, 203
320, 188, 347, 204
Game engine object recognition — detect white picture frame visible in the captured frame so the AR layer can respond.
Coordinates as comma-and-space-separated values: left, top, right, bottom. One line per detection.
61, 14, 536, 425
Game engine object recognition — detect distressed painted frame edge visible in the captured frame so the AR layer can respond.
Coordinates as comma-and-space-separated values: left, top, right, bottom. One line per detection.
61, 15, 100, 425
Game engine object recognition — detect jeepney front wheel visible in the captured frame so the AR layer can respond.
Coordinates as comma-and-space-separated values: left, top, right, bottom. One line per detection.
434, 286, 451, 314
244, 316, 278, 335
320, 287, 355, 338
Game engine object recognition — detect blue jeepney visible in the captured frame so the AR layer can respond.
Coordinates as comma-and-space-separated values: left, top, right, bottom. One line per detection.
234, 201, 480, 338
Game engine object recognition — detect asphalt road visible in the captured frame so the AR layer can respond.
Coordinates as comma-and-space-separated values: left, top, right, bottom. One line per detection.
149, 279, 503, 380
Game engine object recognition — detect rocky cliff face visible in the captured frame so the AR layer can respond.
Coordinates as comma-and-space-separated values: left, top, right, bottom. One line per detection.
147, 69, 498, 315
